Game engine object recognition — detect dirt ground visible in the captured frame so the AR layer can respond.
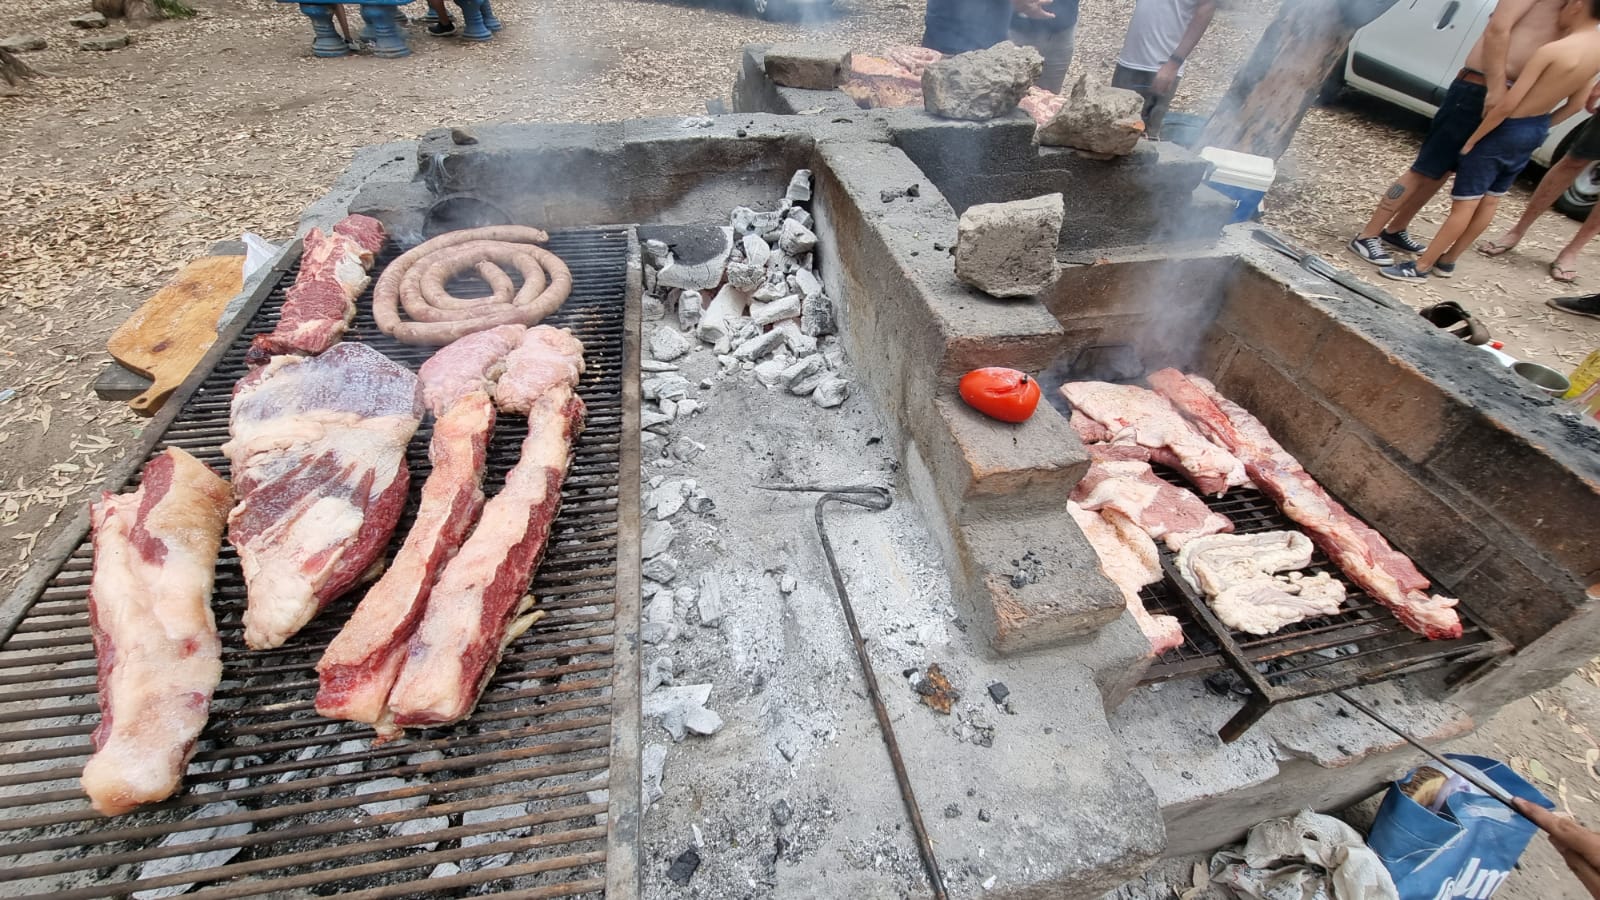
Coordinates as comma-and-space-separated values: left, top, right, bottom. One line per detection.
4, 0, 1599, 895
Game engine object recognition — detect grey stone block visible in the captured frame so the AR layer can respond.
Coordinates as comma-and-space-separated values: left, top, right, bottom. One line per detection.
0, 34, 46, 52
955, 193, 1064, 298
763, 43, 851, 90
1037, 75, 1146, 155
78, 32, 128, 51
921, 41, 1042, 121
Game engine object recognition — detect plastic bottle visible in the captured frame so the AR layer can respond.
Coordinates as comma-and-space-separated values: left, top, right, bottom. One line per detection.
1564, 349, 1600, 399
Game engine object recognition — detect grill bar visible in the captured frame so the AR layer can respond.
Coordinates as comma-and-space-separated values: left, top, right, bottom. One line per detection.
1136, 470, 1510, 739
0, 227, 639, 898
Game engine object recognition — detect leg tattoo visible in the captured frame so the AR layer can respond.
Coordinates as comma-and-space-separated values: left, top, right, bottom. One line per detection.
1385, 183, 1406, 201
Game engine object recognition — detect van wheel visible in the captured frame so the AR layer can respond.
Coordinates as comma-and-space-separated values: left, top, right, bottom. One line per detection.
1315, 56, 1345, 106
1556, 158, 1600, 221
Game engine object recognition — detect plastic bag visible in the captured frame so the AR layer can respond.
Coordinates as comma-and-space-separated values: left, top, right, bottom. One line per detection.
240, 232, 280, 282
1211, 808, 1400, 900
1366, 755, 1552, 900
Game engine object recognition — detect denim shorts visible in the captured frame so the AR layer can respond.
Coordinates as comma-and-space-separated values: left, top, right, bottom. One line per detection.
1411, 78, 1486, 180
1452, 114, 1550, 199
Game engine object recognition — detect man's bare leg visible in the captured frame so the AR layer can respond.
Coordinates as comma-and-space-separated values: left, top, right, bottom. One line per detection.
1436, 196, 1502, 267
1359, 171, 1446, 239
1479, 155, 1592, 255
1549, 191, 1600, 278
1417, 198, 1486, 271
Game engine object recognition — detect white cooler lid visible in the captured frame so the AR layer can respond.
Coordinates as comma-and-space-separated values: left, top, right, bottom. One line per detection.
1199, 146, 1276, 192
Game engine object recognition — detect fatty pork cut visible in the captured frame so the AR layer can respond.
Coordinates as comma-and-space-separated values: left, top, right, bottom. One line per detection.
415, 323, 527, 416
316, 391, 495, 735
1148, 368, 1462, 640
82, 448, 231, 816
1067, 500, 1185, 654
1175, 532, 1346, 636
387, 330, 587, 728
1061, 380, 1248, 496
1073, 443, 1233, 550
224, 342, 424, 650
245, 215, 386, 364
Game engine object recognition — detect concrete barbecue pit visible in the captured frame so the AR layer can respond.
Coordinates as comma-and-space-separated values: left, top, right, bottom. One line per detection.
3, 50, 1600, 900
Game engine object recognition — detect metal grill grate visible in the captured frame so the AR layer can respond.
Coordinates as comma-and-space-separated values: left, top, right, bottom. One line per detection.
1138, 468, 1509, 740
0, 228, 638, 899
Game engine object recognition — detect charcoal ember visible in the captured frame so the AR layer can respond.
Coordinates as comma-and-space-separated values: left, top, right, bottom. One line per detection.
677, 289, 703, 330
801, 293, 837, 336
781, 355, 824, 389
785, 207, 814, 231
754, 358, 788, 387
649, 324, 693, 362
731, 206, 782, 238
812, 377, 851, 408
642, 592, 677, 644
642, 293, 665, 321
742, 234, 772, 268
666, 847, 702, 886
642, 744, 668, 809
656, 226, 735, 291
697, 574, 724, 627
754, 275, 790, 302
792, 267, 822, 297
726, 261, 766, 292
685, 706, 724, 736
642, 238, 672, 268
987, 682, 1010, 703
641, 520, 675, 559
775, 321, 817, 356
752, 294, 801, 327
785, 169, 813, 202
733, 329, 786, 361
132, 802, 253, 900
773, 799, 794, 826
789, 370, 827, 397
778, 219, 818, 256
913, 662, 959, 714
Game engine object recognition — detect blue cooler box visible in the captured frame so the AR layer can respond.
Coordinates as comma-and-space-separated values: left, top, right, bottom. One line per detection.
1199, 146, 1277, 223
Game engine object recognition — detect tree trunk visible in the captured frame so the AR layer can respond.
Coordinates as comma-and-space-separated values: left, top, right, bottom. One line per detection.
0, 47, 35, 86
1198, 0, 1399, 159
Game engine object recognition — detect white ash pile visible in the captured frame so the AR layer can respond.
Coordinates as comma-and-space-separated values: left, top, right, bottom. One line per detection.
638, 169, 852, 417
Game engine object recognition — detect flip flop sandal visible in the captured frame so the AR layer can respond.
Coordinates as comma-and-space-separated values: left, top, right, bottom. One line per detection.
1420, 301, 1492, 346
1477, 239, 1517, 257
1550, 262, 1579, 283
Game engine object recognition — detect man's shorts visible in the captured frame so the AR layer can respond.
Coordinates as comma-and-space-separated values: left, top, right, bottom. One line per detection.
1452, 114, 1551, 200
1568, 114, 1600, 161
1411, 78, 1487, 180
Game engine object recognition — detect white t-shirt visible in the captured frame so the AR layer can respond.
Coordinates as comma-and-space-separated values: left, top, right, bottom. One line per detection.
1117, 0, 1203, 73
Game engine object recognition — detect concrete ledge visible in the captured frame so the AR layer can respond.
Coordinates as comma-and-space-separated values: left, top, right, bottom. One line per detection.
733, 45, 861, 116
924, 395, 1088, 512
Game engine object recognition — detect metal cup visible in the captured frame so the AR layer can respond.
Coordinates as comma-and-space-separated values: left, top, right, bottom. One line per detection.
1512, 361, 1572, 397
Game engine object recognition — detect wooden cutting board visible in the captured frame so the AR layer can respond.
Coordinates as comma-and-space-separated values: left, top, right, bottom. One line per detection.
108, 255, 245, 416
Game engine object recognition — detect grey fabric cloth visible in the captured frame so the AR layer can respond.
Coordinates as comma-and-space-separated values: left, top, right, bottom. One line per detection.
1112, 62, 1179, 138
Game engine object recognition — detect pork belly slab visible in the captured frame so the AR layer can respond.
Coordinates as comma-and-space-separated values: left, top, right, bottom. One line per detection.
223, 342, 424, 650
1073, 444, 1233, 551
1067, 500, 1184, 654
83, 448, 231, 816
1176, 531, 1346, 636
246, 215, 386, 364
387, 338, 588, 728
315, 391, 495, 733
494, 326, 586, 416
1148, 368, 1462, 640
1061, 380, 1248, 496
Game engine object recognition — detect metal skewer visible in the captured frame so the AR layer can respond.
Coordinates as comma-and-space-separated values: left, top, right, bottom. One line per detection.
758, 482, 949, 900
1334, 690, 1522, 810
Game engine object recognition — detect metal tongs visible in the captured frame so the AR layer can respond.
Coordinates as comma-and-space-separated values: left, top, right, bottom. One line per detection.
1251, 228, 1410, 314
1335, 690, 1522, 811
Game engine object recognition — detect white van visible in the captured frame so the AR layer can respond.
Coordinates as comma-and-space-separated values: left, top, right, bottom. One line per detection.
1331, 0, 1600, 218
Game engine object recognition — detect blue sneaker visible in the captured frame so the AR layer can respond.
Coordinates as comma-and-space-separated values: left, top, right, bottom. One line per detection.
1380, 229, 1427, 254
1380, 261, 1431, 281
1432, 261, 1456, 278
1349, 235, 1395, 266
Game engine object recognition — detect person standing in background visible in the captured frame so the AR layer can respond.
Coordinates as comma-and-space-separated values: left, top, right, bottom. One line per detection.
1010, 0, 1080, 93
922, 0, 1012, 55
1113, 0, 1217, 137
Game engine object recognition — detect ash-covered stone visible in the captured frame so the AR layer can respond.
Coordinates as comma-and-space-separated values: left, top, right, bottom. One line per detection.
764, 44, 851, 90
792, 267, 822, 298
955, 193, 1064, 298
781, 355, 824, 389
643, 554, 679, 583
642, 409, 671, 431
643, 373, 692, 402
660, 398, 678, 421
649, 324, 693, 362
785, 169, 814, 203
789, 371, 826, 396
812, 377, 851, 408
677, 399, 700, 416
754, 358, 787, 386
754, 276, 790, 302
642, 238, 671, 268
726, 261, 766, 292
778, 219, 817, 256
642, 591, 678, 644
1038, 75, 1147, 155
733, 329, 786, 361
922, 42, 1042, 121
786, 207, 815, 231
801, 293, 837, 336
752, 294, 801, 327
676, 289, 702, 330
684, 706, 724, 736
696, 284, 749, 344
775, 322, 817, 356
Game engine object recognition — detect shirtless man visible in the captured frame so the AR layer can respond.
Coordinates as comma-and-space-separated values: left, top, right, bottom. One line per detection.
1348, 0, 1564, 271
1379, 0, 1600, 280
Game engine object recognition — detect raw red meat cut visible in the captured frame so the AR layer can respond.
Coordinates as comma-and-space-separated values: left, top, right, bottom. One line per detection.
224, 342, 424, 650
82, 447, 231, 816
1061, 380, 1248, 495
1073, 444, 1234, 550
843, 55, 924, 108
1019, 87, 1066, 127
246, 215, 386, 364
417, 324, 527, 416
388, 338, 587, 728
1147, 368, 1463, 640
494, 325, 586, 415
316, 391, 495, 735
1067, 500, 1184, 654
